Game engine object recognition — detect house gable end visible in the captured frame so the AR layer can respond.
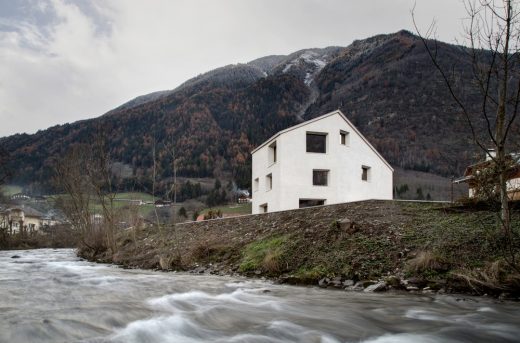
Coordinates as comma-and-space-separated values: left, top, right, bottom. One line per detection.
251, 110, 393, 172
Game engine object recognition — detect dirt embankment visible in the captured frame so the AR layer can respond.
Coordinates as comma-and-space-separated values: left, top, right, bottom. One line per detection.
80, 200, 520, 299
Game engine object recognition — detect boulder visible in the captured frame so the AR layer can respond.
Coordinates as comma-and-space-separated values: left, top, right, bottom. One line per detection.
364, 281, 387, 292
11, 255, 21, 259
318, 278, 330, 288
342, 279, 355, 287
406, 277, 428, 288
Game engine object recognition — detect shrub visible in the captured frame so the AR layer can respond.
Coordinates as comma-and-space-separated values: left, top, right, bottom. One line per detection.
406, 250, 449, 274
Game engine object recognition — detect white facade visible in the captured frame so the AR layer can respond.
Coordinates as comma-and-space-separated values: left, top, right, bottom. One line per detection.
251, 110, 393, 214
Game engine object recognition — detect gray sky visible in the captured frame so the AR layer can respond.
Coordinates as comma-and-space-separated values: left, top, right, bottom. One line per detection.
0, 0, 468, 137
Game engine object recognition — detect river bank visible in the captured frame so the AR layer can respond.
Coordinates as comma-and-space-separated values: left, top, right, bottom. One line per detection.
79, 200, 520, 299
4, 249, 520, 342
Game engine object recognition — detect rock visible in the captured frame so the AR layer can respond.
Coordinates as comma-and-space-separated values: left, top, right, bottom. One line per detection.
361, 280, 376, 288
339, 218, 358, 234
331, 276, 343, 288
406, 277, 428, 288
422, 287, 434, 294
254, 270, 262, 275
318, 278, 330, 288
342, 279, 355, 287
11, 255, 21, 259
364, 281, 387, 292
427, 279, 446, 291
498, 292, 513, 301
406, 285, 420, 291
385, 276, 402, 289
277, 276, 300, 285
262, 289, 271, 293
350, 281, 367, 291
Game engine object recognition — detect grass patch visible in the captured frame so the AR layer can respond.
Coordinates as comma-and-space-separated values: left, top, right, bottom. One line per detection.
0, 185, 22, 196
114, 192, 155, 202
293, 265, 331, 281
239, 235, 289, 273
202, 203, 252, 216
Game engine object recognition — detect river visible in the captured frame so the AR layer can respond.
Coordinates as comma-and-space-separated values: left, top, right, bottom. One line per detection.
0, 249, 519, 343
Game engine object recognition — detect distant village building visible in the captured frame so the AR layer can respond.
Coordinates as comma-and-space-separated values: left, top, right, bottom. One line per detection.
235, 189, 251, 204
10, 193, 31, 201
251, 110, 393, 214
154, 199, 172, 207
0, 206, 45, 234
454, 150, 520, 201
237, 194, 251, 204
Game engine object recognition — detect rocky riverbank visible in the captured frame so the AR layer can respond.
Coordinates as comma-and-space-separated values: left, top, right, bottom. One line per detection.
79, 200, 520, 300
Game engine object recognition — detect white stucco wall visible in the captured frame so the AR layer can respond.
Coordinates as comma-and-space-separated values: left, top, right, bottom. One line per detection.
251, 110, 393, 214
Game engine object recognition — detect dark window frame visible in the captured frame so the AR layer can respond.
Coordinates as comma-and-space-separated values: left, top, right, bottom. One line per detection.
362, 166, 370, 181
313, 169, 329, 186
340, 130, 349, 146
266, 173, 273, 190
268, 141, 277, 164
299, 199, 326, 208
306, 132, 327, 153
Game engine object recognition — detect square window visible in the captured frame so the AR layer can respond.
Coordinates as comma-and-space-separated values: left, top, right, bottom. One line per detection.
260, 203, 268, 213
313, 170, 329, 186
306, 133, 327, 153
266, 174, 272, 190
340, 130, 350, 146
362, 166, 371, 181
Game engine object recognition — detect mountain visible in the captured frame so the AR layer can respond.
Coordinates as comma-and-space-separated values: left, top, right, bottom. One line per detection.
0, 30, 503, 194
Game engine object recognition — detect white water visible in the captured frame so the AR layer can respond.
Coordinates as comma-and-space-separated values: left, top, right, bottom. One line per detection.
1, 249, 519, 343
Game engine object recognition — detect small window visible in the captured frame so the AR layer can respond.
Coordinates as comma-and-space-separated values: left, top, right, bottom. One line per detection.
299, 199, 326, 208
362, 166, 371, 181
254, 178, 259, 192
340, 130, 350, 146
268, 141, 277, 164
306, 133, 327, 153
313, 169, 329, 186
266, 173, 272, 191
260, 203, 268, 213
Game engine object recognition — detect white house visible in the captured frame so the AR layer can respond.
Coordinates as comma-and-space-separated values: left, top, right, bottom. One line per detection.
251, 110, 393, 214
0, 206, 44, 234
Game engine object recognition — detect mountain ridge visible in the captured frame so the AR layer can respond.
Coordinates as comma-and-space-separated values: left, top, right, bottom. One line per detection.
1, 30, 502, 194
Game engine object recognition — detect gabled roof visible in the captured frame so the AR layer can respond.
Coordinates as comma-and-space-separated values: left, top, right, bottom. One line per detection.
454, 152, 520, 183
251, 109, 394, 171
6, 206, 44, 218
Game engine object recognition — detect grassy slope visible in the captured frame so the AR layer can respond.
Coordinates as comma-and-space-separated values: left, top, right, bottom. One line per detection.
91, 200, 520, 295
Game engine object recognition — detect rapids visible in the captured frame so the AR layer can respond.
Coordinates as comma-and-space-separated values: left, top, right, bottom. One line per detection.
0, 249, 519, 343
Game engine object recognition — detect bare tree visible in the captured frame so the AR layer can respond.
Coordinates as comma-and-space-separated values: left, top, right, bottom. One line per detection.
54, 129, 120, 256
86, 129, 118, 254
54, 144, 99, 253
151, 135, 163, 233
413, 0, 519, 269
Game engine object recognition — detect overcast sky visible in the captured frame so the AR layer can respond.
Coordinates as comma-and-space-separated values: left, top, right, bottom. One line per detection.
0, 0, 468, 137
